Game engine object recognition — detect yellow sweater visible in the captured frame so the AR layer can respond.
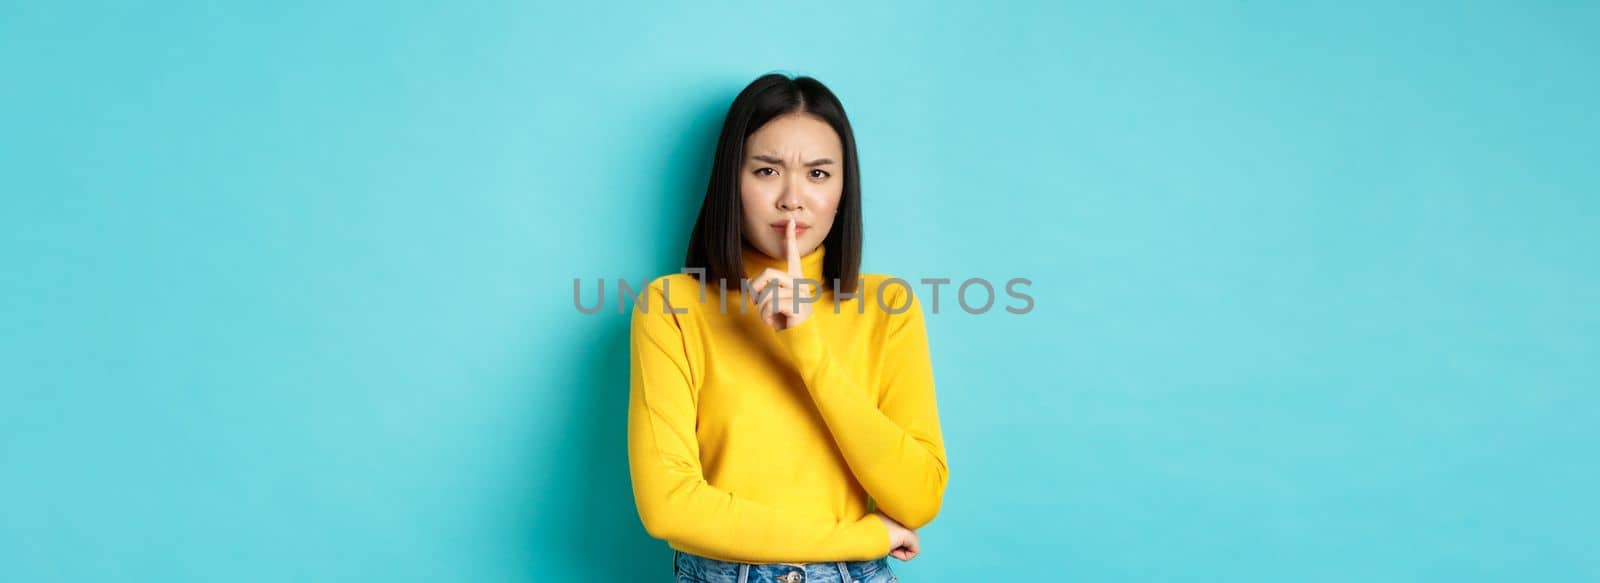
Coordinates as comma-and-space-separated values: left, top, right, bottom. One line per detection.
627, 242, 950, 564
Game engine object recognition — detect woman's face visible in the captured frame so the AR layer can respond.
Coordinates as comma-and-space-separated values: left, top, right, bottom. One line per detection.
740, 113, 844, 261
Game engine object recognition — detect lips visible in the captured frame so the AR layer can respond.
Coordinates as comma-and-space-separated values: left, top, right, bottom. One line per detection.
770, 221, 810, 235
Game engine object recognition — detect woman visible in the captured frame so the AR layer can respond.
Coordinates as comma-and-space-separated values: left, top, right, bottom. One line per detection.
628, 73, 949, 583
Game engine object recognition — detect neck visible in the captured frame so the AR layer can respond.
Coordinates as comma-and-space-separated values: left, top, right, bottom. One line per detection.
740, 241, 827, 283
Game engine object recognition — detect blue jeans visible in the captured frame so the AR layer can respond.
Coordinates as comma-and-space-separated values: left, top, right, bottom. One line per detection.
673, 549, 899, 583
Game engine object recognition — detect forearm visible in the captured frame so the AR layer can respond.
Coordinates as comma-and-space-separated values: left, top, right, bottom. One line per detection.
775, 320, 949, 528
627, 398, 889, 561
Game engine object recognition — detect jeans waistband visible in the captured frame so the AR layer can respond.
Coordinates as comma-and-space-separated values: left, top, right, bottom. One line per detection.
673, 549, 892, 583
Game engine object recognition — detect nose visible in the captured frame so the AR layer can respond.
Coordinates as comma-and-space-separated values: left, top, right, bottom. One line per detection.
777, 186, 803, 211
775, 170, 805, 211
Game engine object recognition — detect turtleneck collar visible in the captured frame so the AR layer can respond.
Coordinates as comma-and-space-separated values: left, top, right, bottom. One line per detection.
740, 241, 827, 283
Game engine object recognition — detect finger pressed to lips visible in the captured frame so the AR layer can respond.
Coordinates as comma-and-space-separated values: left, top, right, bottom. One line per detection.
772, 223, 809, 235
743, 219, 815, 331
785, 218, 802, 276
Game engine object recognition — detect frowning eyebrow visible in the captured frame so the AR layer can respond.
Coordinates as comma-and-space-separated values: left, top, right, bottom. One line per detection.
751, 154, 836, 167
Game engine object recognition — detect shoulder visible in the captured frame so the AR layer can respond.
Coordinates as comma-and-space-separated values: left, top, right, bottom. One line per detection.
630, 273, 712, 319
643, 273, 700, 296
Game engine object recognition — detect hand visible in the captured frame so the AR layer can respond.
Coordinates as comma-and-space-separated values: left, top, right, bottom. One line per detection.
749, 218, 815, 331
873, 511, 920, 561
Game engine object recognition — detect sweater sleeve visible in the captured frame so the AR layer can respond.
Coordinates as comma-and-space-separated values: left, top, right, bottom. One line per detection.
627, 278, 891, 563
774, 282, 950, 529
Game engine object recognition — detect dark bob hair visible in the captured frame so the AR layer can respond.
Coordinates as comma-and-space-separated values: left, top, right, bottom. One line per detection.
684, 73, 863, 294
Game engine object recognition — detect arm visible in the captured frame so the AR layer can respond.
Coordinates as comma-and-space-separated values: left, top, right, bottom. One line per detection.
774, 283, 950, 529
627, 278, 890, 562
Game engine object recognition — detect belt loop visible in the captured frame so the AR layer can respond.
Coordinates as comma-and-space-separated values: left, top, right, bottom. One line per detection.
737, 562, 749, 583
835, 561, 852, 582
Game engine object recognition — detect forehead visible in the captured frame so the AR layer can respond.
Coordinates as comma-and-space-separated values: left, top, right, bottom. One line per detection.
745, 114, 842, 156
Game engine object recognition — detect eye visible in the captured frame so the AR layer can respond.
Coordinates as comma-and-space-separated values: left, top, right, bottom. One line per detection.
753, 167, 777, 177
809, 169, 831, 179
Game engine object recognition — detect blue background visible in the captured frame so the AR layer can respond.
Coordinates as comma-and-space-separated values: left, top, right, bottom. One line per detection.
3, 1, 1596, 581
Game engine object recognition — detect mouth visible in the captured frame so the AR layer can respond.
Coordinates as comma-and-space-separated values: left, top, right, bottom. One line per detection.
770, 221, 810, 236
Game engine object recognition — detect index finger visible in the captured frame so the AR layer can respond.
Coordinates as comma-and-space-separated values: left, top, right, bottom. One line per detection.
785, 218, 801, 276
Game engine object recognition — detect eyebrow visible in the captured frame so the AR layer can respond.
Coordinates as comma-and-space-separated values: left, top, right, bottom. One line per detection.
751, 154, 836, 167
